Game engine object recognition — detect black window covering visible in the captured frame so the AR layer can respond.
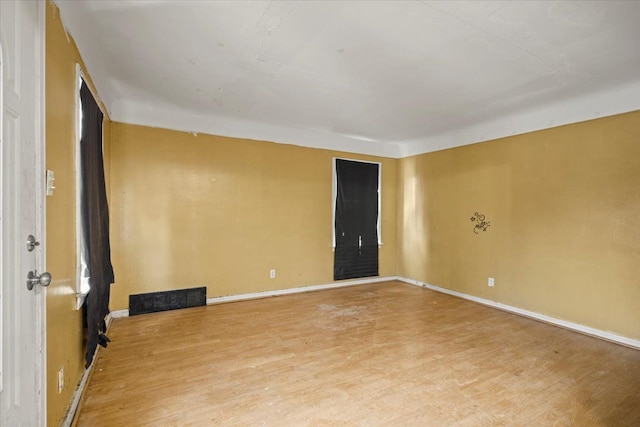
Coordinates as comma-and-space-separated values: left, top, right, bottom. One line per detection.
80, 82, 115, 368
334, 159, 379, 280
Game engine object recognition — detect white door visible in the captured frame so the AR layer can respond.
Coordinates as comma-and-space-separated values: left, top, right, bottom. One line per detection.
0, 1, 46, 426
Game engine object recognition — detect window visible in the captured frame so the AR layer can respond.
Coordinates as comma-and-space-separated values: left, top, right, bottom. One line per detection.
75, 64, 90, 309
75, 67, 115, 367
75, 65, 90, 308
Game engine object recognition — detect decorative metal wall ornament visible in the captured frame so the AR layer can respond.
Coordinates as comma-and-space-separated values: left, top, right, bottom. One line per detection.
470, 212, 490, 234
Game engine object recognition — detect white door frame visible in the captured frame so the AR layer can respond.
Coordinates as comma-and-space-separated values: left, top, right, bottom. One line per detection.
35, 0, 48, 422
0, 16, 4, 400
0, 1, 47, 424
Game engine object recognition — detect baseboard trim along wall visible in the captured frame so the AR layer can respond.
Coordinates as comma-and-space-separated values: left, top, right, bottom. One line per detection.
109, 276, 400, 319
206, 276, 400, 305
397, 277, 640, 350
111, 308, 129, 319
62, 313, 116, 427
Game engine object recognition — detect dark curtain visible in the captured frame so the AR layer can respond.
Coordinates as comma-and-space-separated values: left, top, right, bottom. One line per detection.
334, 159, 379, 280
80, 82, 115, 368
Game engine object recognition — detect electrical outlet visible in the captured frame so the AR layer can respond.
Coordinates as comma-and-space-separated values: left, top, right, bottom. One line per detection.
488, 277, 495, 287
270, 269, 276, 279
58, 367, 64, 394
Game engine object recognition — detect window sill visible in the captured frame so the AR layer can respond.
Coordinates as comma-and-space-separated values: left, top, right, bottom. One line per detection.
75, 292, 88, 310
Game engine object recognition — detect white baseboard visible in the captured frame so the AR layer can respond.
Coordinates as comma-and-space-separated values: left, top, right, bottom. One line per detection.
111, 308, 129, 318
61, 312, 116, 427
206, 276, 399, 305
61, 361, 91, 427
397, 277, 640, 350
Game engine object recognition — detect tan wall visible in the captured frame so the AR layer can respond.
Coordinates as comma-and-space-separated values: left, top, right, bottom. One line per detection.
109, 123, 397, 310
398, 110, 640, 340
45, 2, 111, 425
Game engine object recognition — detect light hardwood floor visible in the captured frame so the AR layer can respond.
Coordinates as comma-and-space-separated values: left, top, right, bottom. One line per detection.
75, 281, 640, 426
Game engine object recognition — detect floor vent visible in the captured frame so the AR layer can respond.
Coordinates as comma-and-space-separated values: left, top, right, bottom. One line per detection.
129, 287, 206, 316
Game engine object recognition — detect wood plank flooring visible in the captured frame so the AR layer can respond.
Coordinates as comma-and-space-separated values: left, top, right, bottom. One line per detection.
74, 281, 640, 426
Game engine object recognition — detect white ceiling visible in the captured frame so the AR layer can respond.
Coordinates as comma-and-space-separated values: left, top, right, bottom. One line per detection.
55, 1, 640, 158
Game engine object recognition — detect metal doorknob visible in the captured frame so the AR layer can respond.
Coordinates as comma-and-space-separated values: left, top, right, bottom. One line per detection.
26, 270, 52, 290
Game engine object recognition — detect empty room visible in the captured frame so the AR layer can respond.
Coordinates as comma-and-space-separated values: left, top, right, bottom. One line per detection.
2, 1, 640, 426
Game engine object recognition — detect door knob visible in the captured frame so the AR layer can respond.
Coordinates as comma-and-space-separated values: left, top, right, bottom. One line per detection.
26, 270, 52, 290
